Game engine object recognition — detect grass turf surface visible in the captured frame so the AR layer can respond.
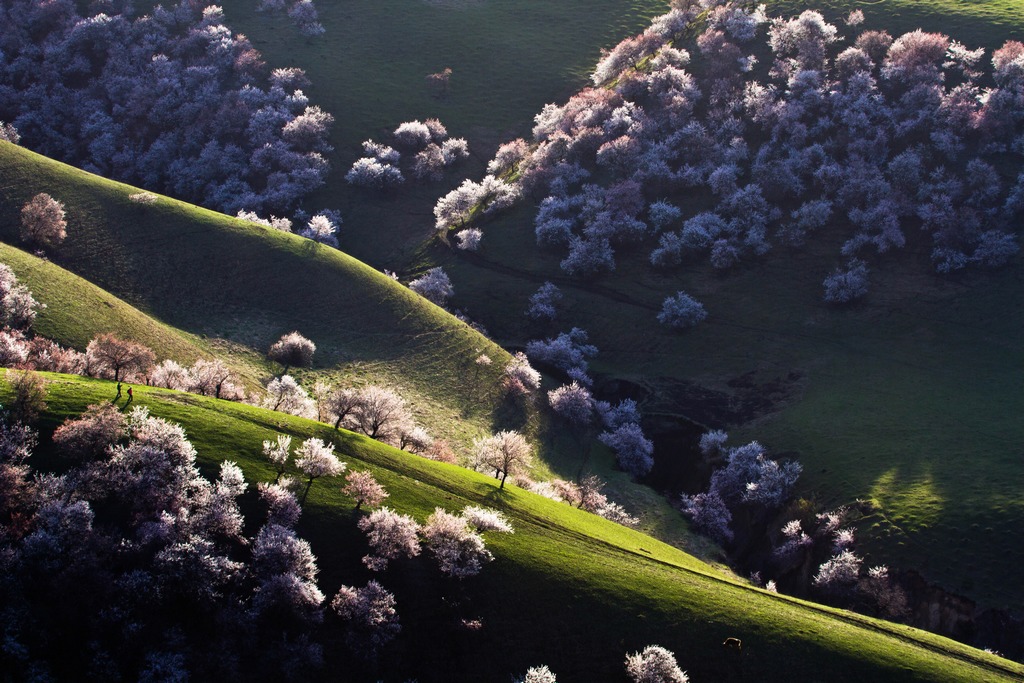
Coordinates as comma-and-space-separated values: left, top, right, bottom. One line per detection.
4, 372, 1022, 682
0, 141, 514, 449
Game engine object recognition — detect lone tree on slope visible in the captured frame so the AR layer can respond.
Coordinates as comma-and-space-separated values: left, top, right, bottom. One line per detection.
268, 331, 316, 373
20, 193, 67, 250
85, 333, 155, 382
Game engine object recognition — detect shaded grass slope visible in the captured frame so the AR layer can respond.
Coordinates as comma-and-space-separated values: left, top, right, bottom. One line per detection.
0, 141, 510, 422
0, 242, 209, 363
6, 372, 1023, 682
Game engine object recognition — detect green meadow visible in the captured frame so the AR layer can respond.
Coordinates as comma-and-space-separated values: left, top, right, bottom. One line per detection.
4, 372, 1021, 682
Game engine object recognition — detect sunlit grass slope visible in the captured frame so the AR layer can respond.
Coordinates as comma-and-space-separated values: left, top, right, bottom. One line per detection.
0, 141, 510, 430
6, 372, 1023, 682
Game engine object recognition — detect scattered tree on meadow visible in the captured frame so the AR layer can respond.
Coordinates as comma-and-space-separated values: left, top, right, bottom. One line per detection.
342, 469, 389, 510
188, 359, 239, 399
268, 331, 316, 372
263, 434, 293, 483
330, 580, 401, 657
471, 352, 493, 399
151, 359, 190, 391
294, 437, 345, 504
515, 665, 558, 683
822, 260, 869, 304
357, 506, 421, 571
473, 430, 532, 488
326, 386, 361, 429
263, 375, 315, 418
85, 333, 155, 382
0, 121, 19, 143
859, 565, 910, 619
679, 490, 733, 544
421, 508, 493, 579
548, 381, 593, 428
455, 227, 483, 251
526, 327, 598, 375
657, 292, 707, 329
504, 351, 542, 396
426, 67, 453, 97
345, 157, 405, 188
350, 385, 412, 442
408, 267, 454, 307
461, 505, 514, 533
258, 478, 303, 528
813, 549, 863, 595
299, 214, 339, 248
625, 645, 689, 683
20, 193, 67, 250
6, 370, 46, 425
526, 282, 563, 320
599, 422, 654, 479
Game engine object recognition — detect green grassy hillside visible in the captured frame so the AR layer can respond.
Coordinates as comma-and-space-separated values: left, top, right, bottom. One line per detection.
6, 372, 1022, 682
0, 141, 513, 441
441, 195, 1024, 614
207, 0, 1024, 612
0, 242, 210, 364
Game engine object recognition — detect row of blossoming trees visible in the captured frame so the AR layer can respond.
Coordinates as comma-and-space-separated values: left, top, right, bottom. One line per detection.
436, 0, 1023, 319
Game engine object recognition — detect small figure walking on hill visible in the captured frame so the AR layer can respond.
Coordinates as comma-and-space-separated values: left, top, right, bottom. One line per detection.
125, 386, 133, 405
115, 381, 122, 400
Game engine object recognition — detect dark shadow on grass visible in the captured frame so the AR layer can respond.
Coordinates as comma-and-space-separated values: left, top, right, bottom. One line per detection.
481, 485, 512, 507
490, 392, 530, 432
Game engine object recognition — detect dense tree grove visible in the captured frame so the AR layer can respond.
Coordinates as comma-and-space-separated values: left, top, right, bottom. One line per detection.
0, 392, 534, 680
0, 408, 329, 681
444, 0, 1023, 303
680, 431, 801, 543
0, 1, 333, 214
